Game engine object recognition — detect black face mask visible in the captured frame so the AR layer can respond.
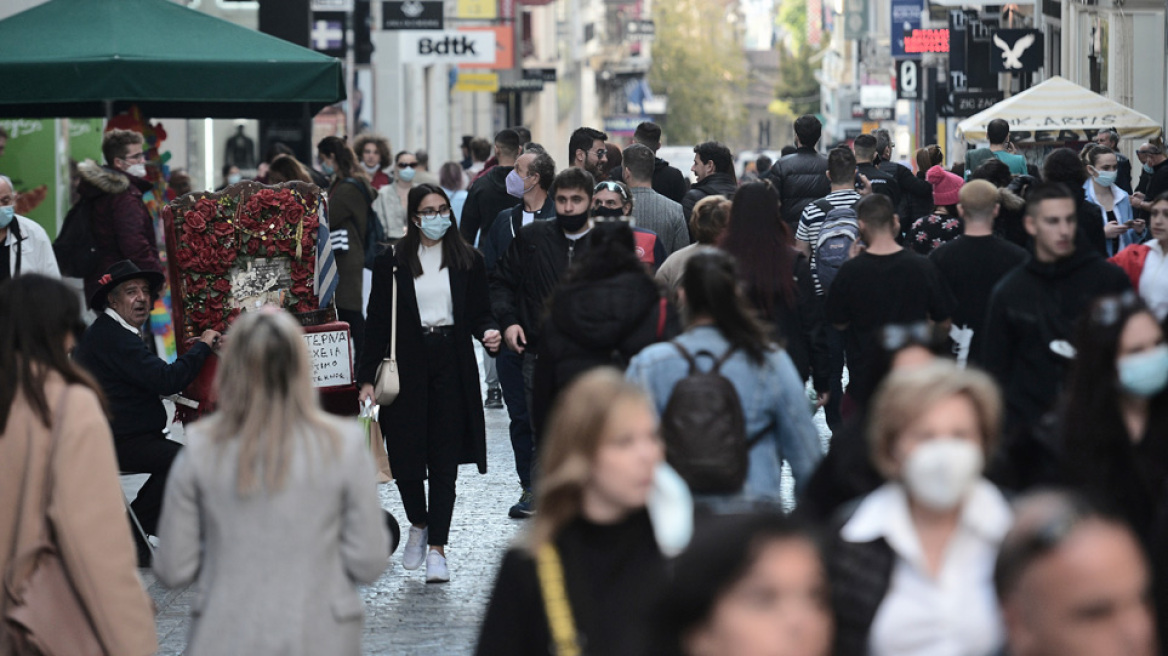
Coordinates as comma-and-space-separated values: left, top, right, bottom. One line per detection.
591, 205, 625, 218
557, 210, 589, 233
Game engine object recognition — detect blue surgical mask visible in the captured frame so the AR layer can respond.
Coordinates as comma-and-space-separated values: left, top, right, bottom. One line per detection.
1145, 163, 1156, 174
397, 167, 417, 183
1118, 345, 1168, 398
227, 173, 242, 185
1095, 170, 1118, 187
0, 205, 14, 228
417, 213, 452, 240
322, 163, 335, 176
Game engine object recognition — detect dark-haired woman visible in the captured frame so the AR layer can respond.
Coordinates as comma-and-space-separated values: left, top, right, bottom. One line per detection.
532, 221, 679, 438
358, 184, 500, 583
0, 275, 156, 655
719, 180, 830, 407
627, 250, 822, 509
318, 136, 377, 362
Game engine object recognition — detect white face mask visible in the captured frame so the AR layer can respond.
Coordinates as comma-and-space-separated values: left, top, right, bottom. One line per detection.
126, 163, 147, 178
902, 438, 983, 511
647, 462, 693, 558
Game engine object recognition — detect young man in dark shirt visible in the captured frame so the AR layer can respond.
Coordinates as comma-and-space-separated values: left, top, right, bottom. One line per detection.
929, 179, 1028, 364
852, 134, 900, 213
825, 194, 954, 408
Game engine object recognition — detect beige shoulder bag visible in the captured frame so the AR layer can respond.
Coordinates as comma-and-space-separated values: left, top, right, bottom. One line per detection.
373, 263, 400, 406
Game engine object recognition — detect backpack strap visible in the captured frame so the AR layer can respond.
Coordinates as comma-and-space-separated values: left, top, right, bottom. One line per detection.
671, 342, 698, 372
341, 177, 373, 206
813, 198, 835, 216
711, 346, 738, 372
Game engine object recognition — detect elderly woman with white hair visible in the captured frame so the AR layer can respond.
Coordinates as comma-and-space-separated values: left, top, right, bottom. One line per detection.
827, 360, 1012, 656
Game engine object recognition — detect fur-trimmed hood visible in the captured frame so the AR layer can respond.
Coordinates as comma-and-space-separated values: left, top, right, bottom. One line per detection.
999, 187, 1025, 211
77, 159, 151, 198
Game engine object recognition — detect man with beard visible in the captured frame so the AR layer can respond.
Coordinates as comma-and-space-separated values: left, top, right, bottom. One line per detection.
568, 127, 609, 181
682, 141, 737, 222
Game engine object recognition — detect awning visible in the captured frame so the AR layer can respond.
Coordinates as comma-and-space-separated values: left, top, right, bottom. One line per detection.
956, 76, 1162, 143
0, 0, 345, 119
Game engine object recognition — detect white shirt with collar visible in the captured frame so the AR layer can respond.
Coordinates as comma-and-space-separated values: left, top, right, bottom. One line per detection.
5, 214, 60, 279
104, 306, 142, 336
414, 242, 454, 327
1140, 240, 1168, 321
841, 480, 1012, 656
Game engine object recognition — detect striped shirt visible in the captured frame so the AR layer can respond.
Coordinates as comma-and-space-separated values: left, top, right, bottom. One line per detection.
797, 189, 861, 295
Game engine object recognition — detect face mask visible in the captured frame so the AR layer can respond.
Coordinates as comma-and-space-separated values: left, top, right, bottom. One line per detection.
1145, 163, 1156, 174
591, 205, 625, 218
321, 163, 335, 176
127, 163, 146, 178
506, 169, 534, 198
902, 438, 984, 511
362, 162, 380, 174
647, 462, 693, 558
1118, 345, 1168, 398
1094, 170, 1118, 187
556, 210, 589, 233
0, 205, 14, 228
416, 213, 452, 240
397, 167, 417, 183
227, 173, 242, 185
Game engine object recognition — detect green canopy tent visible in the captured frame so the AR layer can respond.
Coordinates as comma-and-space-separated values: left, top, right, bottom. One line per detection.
0, 0, 344, 119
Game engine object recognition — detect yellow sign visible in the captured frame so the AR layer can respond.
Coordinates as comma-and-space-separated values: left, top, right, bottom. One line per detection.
861, 121, 881, 134
454, 72, 500, 93
458, 0, 497, 19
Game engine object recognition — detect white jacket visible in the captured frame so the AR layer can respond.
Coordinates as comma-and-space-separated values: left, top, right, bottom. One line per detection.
6, 214, 60, 278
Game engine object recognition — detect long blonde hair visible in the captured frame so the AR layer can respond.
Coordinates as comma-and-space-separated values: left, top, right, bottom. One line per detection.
205, 308, 340, 494
529, 368, 653, 551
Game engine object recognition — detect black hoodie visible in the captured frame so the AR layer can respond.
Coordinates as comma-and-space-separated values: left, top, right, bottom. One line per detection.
652, 157, 689, 204
681, 172, 737, 222
459, 164, 515, 244
979, 248, 1131, 433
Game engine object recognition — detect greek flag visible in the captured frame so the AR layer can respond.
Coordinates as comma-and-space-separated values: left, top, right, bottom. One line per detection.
315, 202, 338, 308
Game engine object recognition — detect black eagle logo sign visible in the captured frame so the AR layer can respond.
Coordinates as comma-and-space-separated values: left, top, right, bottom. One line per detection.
994, 32, 1037, 70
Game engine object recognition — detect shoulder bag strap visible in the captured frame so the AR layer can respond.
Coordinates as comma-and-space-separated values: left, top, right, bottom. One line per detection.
386, 248, 398, 361
536, 543, 582, 656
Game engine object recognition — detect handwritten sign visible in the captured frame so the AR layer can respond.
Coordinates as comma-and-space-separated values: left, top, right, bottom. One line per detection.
303, 329, 352, 388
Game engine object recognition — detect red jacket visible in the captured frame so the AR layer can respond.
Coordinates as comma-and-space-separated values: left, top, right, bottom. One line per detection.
1110, 244, 1152, 293
76, 161, 163, 305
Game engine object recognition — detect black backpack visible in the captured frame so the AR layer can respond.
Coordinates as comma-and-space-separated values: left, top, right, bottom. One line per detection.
660, 343, 761, 494
52, 198, 100, 278
341, 178, 387, 270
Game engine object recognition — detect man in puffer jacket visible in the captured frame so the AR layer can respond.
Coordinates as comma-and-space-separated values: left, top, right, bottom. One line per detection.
682, 141, 737, 223
766, 115, 831, 230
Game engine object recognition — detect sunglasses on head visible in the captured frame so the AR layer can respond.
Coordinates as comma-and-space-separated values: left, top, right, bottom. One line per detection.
594, 180, 629, 201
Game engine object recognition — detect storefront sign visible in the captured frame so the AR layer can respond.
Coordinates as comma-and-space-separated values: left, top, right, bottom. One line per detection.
844, 0, 867, 40
950, 90, 1003, 117
454, 71, 500, 92
457, 0, 496, 18
891, 0, 923, 59
382, 1, 444, 30
399, 30, 497, 64
458, 26, 513, 69
990, 29, 1044, 73
896, 59, 921, 100
903, 28, 949, 53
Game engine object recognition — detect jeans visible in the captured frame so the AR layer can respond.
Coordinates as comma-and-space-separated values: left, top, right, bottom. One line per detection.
395, 332, 464, 546
497, 349, 534, 490
114, 431, 182, 535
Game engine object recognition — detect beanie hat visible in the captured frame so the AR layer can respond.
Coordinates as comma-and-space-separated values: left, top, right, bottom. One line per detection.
926, 165, 963, 206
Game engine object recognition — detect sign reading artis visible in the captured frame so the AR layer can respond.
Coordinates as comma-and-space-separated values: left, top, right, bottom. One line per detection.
382, 1, 444, 30
398, 30, 497, 64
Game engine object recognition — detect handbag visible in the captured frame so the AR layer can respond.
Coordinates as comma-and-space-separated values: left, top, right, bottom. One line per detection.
373, 263, 401, 407
4, 388, 105, 656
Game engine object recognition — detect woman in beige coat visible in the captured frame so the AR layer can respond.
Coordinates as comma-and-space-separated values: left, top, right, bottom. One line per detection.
0, 275, 157, 656
153, 308, 389, 656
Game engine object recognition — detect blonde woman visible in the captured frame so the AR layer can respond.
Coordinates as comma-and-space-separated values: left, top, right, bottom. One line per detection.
153, 309, 389, 656
828, 361, 1011, 656
476, 368, 668, 655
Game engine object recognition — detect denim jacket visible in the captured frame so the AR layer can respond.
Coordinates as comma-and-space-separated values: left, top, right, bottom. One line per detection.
1084, 179, 1139, 255
626, 325, 824, 505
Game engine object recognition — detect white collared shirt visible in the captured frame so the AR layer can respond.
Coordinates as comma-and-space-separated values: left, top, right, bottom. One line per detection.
415, 243, 453, 328
104, 307, 142, 336
841, 481, 1012, 656
1140, 241, 1168, 321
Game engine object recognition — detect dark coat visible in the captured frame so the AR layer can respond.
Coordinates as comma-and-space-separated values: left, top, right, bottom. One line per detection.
1116, 152, 1133, 194
460, 165, 515, 244
827, 504, 896, 656
681, 172, 737, 222
76, 161, 163, 305
327, 177, 374, 312
357, 249, 499, 479
766, 147, 831, 228
748, 252, 830, 392
879, 160, 934, 230
481, 194, 556, 272
652, 157, 689, 204
532, 271, 680, 436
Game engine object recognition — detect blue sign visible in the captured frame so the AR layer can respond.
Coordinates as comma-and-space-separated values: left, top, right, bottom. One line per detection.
891, 0, 923, 59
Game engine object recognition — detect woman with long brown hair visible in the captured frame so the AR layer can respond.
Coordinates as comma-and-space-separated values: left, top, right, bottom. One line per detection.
476, 368, 668, 655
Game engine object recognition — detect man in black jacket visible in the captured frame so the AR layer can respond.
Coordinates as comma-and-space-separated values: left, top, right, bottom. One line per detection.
632, 121, 689, 203
74, 260, 220, 553
491, 168, 593, 442
852, 134, 900, 210
766, 114, 830, 229
460, 128, 522, 246
874, 128, 934, 232
980, 184, 1131, 485
682, 141, 737, 222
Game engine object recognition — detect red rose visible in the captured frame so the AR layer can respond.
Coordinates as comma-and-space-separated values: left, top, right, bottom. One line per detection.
265, 244, 278, 257
175, 248, 194, 269
188, 277, 208, 294
291, 282, 312, 298
207, 294, 224, 312
183, 210, 207, 232
194, 198, 218, 216
213, 221, 234, 238
212, 278, 231, 294
190, 309, 215, 330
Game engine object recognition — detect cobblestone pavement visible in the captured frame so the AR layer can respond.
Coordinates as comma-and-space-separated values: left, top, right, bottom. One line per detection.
134, 384, 834, 655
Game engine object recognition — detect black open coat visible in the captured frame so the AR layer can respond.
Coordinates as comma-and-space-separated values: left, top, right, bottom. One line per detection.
358, 248, 498, 479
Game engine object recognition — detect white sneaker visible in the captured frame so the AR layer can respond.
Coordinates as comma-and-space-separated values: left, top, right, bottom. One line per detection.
402, 526, 428, 570
425, 548, 449, 583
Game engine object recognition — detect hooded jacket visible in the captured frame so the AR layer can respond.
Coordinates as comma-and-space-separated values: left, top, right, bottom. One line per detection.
532, 271, 679, 434
979, 248, 1131, 432
996, 187, 1029, 249
76, 161, 162, 305
460, 165, 515, 244
765, 147, 831, 227
681, 172, 737, 222
652, 157, 689, 204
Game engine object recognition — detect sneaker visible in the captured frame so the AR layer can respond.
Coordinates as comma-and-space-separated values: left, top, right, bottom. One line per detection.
402, 525, 428, 570
425, 549, 450, 583
508, 489, 535, 519
485, 386, 504, 409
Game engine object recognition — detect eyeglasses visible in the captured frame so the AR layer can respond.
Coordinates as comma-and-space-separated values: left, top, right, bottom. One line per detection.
417, 207, 451, 220
594, 149, 608, 159
594, 180, 629, 201
397, 162, 417, 168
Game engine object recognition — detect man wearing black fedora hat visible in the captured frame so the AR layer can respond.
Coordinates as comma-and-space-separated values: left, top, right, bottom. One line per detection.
74, 260, 221, 562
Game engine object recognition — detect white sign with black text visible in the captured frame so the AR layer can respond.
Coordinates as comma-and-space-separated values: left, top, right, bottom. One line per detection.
398, 30, 497, 65
303, 329, 353, 388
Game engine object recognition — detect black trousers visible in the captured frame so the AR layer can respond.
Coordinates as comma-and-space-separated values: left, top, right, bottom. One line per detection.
114, 431, 182, 536
337, 307, 365, 371
396, 331, 465, 546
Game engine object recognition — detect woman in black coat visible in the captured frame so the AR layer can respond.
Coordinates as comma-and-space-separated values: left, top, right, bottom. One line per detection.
358, 183, 500, 584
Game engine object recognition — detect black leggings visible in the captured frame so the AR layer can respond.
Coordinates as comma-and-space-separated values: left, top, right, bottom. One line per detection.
396, 332, 465, 546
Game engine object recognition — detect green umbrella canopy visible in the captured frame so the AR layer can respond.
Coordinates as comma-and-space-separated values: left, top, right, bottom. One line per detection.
0, 0, 345, 119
